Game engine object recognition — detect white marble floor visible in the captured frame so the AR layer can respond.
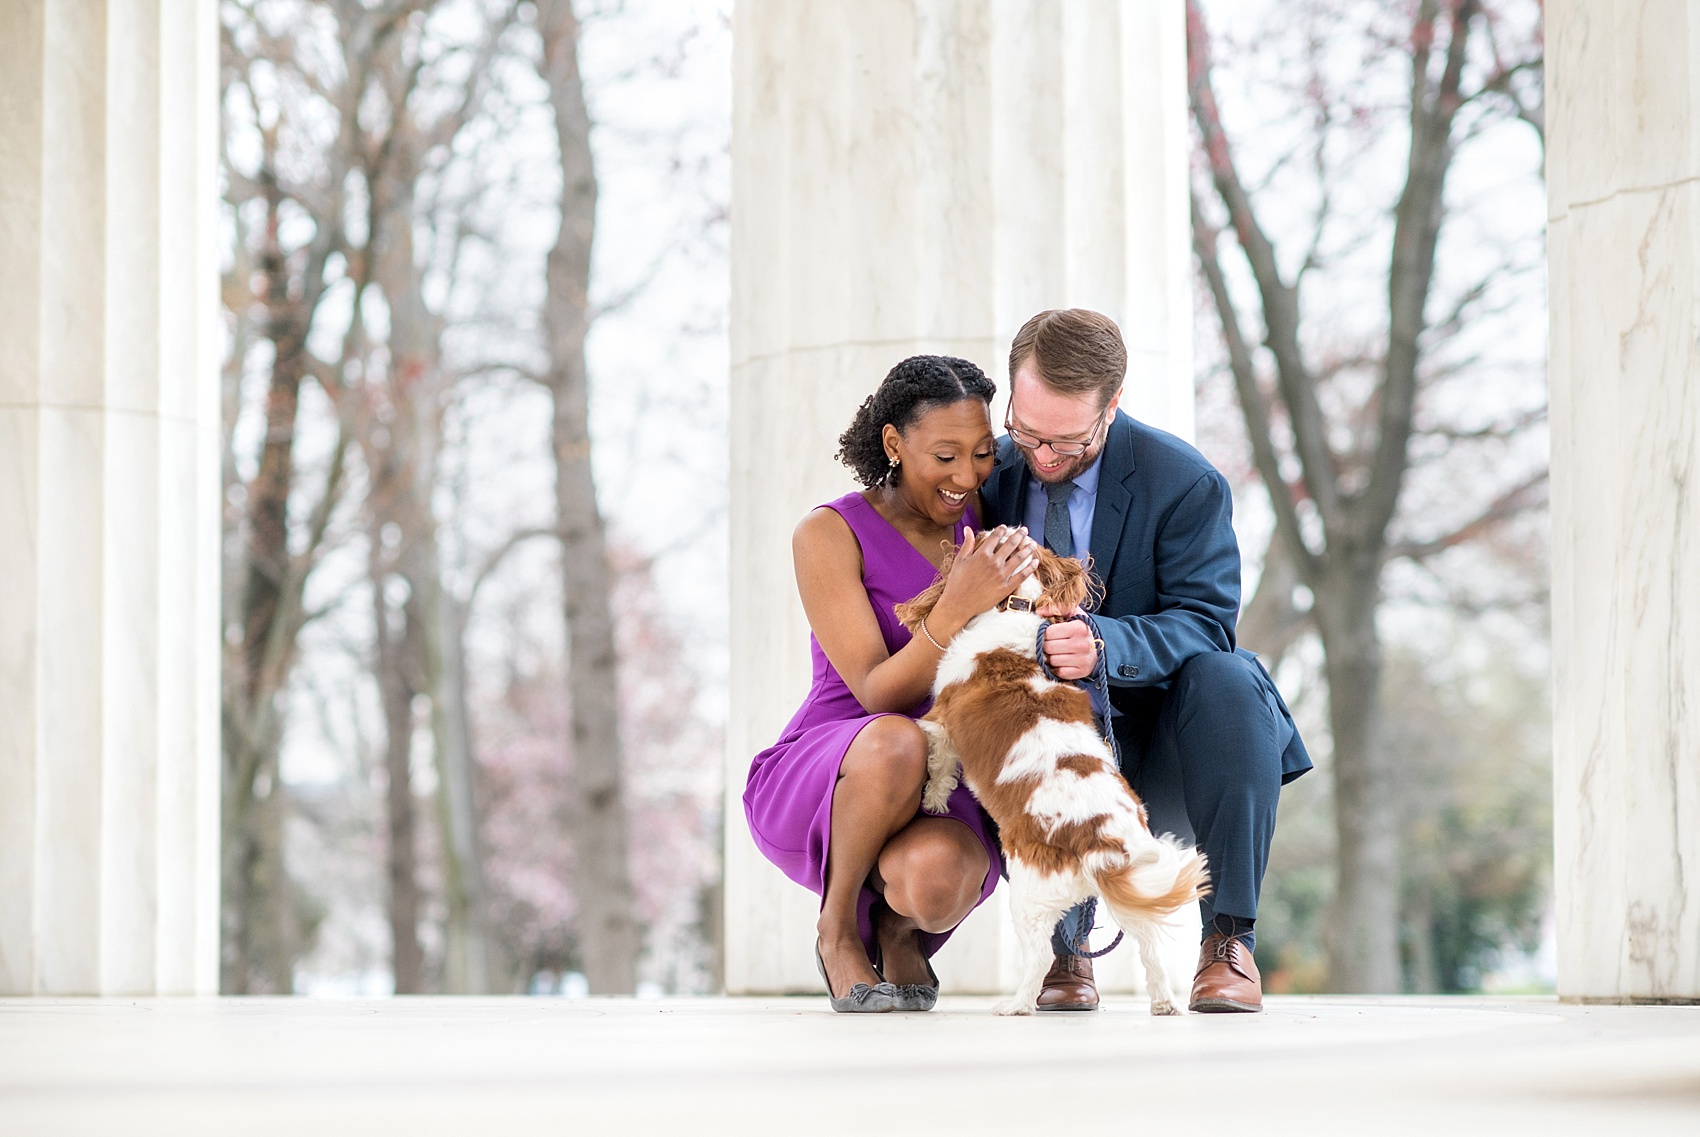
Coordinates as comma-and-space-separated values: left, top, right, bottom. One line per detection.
3, 995, 1698, 1135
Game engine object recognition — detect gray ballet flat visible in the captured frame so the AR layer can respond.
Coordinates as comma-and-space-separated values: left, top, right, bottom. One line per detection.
892, 956, 940, 1012
815, 942, 899, 1013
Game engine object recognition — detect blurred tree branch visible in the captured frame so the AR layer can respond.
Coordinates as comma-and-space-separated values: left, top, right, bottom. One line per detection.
1188, 0, 1545, 992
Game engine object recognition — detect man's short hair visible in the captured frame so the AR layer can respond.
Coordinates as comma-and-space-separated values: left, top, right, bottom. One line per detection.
1007, 309, 1127, 408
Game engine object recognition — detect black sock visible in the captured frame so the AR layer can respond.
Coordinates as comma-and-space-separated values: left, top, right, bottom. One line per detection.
1206, 913, 1255, 953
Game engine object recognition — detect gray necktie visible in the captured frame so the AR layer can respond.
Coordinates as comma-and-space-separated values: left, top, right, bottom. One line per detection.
1043, 479, 1076, 557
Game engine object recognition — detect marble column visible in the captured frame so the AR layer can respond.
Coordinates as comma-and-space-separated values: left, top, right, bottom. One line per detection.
726, 0, 1193, 993
0, 0, 221, 995
1548, 1, 1700, 1002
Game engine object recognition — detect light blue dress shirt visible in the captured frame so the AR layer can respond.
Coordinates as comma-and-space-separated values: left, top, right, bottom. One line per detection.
1020, 451, 1105, 560
1020, 450, 1111, 717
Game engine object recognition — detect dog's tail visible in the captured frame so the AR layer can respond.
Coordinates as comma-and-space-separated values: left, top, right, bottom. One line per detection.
1094, 834, 1211, 920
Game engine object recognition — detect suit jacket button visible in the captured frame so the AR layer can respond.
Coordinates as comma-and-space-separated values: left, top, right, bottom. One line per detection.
1119, 665, 1137, 678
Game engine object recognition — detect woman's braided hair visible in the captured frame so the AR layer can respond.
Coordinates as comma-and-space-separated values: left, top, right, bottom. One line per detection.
836, 355, 996, 489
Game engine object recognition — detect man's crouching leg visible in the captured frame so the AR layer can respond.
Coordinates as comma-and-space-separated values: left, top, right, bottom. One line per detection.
1144, 651, 1287, 1014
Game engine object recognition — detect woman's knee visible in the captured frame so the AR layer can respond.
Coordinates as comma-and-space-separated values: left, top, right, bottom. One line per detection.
840, 717, 928, 799
884, 830, 985, 930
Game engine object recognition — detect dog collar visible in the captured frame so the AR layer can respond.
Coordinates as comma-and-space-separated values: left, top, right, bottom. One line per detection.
998, 596, 1036, 613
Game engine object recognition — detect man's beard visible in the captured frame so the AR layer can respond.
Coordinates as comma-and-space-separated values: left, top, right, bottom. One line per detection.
1023, 442, 1102, 485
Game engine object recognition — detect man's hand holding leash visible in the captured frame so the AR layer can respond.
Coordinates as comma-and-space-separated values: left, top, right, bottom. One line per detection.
1035, 599, 1103, 681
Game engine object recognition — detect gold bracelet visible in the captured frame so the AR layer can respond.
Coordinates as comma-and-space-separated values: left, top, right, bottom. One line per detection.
919, 615, 947, 651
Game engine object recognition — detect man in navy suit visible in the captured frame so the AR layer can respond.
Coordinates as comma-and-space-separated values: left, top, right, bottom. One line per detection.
981, 309, 1311, 1013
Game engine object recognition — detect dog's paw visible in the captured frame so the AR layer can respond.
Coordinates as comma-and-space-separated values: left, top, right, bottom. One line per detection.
991, 998, 1036, 1017
1148, 996, 1181, 1017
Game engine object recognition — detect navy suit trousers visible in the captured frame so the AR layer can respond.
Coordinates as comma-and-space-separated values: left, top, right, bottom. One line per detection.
1052, 650, 1289, 954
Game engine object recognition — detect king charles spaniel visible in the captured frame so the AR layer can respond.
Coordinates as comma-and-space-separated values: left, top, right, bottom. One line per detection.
896, 544, 1211, 1016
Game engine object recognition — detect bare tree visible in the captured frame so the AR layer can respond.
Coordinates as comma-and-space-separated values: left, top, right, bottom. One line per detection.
222, 0, 503, 994
370, 545, 428, 991
220, 0, 388, 993
536, 0, 641, 994
358, 179, 497, 994
340, 2, 519, 994
1186, 0, 1545, 991
222, 0, 724, 996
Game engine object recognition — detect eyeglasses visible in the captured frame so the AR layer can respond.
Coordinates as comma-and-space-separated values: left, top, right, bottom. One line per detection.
1004, 405, 1109, 457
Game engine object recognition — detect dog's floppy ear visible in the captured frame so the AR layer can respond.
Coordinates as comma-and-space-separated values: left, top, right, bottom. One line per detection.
1035, 548, 1099, 613
895, 545, 958, 633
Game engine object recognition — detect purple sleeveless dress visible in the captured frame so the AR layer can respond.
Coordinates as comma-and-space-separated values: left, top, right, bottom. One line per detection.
743, 491, 1003, 960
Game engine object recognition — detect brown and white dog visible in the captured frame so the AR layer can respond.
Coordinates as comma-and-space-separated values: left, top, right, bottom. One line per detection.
897, 545, 1210, 1016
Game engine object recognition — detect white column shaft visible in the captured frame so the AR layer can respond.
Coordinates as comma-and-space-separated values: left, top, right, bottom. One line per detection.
1548, 0, 1700, 1001
727, 0, 1192, 994
0, 0, 220, 996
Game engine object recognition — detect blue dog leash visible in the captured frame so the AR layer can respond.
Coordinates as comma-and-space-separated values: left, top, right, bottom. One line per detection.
1034, 613, 1119, 766
1034, 614, 1125, 960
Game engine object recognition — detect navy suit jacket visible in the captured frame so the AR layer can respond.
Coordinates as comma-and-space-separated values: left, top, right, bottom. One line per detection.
982, 411, 1312, 783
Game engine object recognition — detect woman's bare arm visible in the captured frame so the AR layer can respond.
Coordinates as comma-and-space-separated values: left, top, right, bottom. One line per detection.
793, 508, 1035, 713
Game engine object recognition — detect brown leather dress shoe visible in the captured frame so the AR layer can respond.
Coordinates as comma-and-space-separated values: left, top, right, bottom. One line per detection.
1036, 953, 1099, 1012
1189, 933, 1263, 1013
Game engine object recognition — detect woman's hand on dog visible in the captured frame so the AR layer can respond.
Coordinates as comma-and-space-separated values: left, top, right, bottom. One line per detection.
932, 526, 1038, 631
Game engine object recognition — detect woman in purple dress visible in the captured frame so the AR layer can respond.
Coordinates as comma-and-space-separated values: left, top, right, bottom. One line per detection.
743, 356, 1040, 1012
